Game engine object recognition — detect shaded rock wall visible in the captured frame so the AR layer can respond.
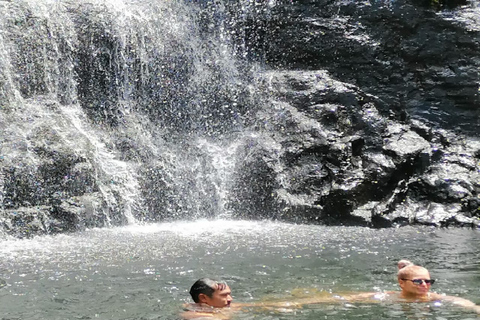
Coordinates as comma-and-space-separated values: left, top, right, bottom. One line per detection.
222, 0, 480, 227
236, 69, 479, 227
236, 0, 480, 133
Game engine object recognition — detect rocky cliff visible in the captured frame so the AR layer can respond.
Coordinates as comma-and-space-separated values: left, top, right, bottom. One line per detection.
1, 0, 479, 238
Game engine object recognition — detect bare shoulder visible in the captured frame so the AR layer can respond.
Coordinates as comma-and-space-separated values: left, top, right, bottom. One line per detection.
435, 293, 476, 306
180, 304, 233, 319
431, 293, 480, 313
180, 310, 215, 319
180, 310, 233, 320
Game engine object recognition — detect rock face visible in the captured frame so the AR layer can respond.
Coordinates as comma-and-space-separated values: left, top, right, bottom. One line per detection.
1, 0, 479, 238
222, 0, 480, 228
233, 69, 480, 228
239, 0, 480, 134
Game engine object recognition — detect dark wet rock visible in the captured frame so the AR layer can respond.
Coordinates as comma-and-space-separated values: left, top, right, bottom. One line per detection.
0, 99, 129, 237
233, 0, 480, 134
0, 193, 107, 238
242, 68, 480, 227
382, 123, 430, 160
1, 206, 51, 238
380, 200, 480, 228
2, 123, 97, 208
414, 202, 462, 226
217, 0, 480, 227
369, 141, 480, 227
56, 194, 108, 230
243, 70, 384, 222
229, 143, 281, 220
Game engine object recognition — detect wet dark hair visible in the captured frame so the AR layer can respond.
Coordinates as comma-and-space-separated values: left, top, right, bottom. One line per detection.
189, 278, 227, 303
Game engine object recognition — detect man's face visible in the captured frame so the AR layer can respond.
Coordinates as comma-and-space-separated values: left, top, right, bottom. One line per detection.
203, 285, 233, 308
399, 269, 432, 297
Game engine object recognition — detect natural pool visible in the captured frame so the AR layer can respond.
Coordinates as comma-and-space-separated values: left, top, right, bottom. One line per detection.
1, 220, 479, 319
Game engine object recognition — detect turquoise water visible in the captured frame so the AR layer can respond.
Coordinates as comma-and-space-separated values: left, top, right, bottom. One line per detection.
0, 220, 479, 319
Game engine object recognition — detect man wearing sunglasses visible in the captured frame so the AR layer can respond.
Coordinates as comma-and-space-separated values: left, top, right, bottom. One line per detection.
394, 259, 480, 313
397, 260, 436, 300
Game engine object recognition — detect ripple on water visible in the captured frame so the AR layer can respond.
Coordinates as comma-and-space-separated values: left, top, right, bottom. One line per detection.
0, 220, 479, 319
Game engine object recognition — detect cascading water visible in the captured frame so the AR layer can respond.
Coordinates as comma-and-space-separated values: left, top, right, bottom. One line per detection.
2, 0, 480, 238
58, 104, 141, 225
0, 0, 269, 237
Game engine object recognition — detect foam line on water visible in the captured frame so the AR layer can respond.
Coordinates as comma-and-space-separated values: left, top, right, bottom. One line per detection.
109, 219, 288, 235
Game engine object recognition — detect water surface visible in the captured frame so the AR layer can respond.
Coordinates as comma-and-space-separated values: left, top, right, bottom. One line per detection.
1, 220, 479, 319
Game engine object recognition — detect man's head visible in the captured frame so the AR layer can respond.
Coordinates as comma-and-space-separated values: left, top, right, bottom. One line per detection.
189, 278, 233, 308
397, 262, 434, 298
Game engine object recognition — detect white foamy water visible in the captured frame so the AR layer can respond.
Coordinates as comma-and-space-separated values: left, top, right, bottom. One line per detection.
60, 105, 142, 224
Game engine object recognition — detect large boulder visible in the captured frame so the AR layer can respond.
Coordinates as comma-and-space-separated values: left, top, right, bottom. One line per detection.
232, 69, 480, 226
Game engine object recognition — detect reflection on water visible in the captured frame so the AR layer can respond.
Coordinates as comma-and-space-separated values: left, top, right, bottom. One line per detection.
0, 220, 479, 319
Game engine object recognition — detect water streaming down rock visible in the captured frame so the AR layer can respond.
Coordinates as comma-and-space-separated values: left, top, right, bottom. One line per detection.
0, 0, 260, 238
1, 0, 480, 238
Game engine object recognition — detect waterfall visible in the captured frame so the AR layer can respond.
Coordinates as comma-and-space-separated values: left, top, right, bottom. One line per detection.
2, 0, 480, 237
59, 104, 141, 225
0, 0, 269, 236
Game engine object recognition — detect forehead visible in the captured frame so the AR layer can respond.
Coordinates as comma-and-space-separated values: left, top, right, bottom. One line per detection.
215, 285, 231, 294
408, 268, 430, 278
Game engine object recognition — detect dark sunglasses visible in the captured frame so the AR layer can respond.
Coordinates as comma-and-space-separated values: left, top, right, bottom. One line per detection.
402, 278, 435, 285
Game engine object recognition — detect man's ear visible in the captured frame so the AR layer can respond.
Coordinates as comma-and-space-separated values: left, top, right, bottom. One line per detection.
198, 293, 208, 304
